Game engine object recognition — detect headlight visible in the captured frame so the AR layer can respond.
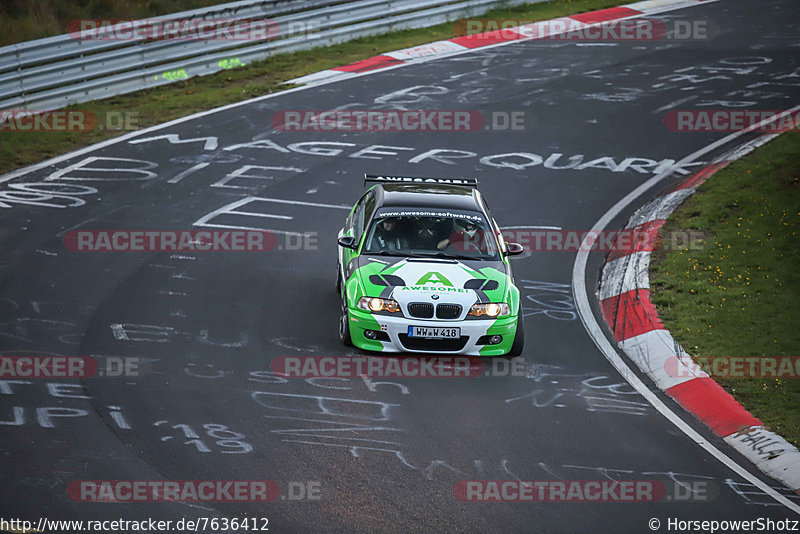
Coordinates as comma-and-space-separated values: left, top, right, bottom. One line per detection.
468, 302, 511, 317
357, 297, 401, 313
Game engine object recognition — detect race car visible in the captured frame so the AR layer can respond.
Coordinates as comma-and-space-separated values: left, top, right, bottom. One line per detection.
336, 175, 525, 356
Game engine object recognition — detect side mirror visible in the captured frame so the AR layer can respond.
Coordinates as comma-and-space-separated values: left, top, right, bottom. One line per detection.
337, 236, 357, 249
506, 242, 524, 256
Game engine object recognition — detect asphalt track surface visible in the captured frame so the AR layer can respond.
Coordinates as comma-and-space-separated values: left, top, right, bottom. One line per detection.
1, 0, 799, 532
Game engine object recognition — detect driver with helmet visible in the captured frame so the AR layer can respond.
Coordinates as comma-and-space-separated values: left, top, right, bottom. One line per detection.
372, 217, 408, 251
437, 218, 481, 251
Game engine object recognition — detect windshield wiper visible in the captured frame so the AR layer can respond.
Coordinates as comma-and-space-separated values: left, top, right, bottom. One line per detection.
416, 251, 484, 261
367, 250, 407, 257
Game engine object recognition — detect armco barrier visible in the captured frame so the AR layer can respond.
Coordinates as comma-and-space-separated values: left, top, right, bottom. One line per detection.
0, 0, 538, 112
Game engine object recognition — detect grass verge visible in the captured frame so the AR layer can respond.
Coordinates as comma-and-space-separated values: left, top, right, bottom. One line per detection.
650, 132, 800, 447
0, 0, 627, 176
0, 0, 228, 46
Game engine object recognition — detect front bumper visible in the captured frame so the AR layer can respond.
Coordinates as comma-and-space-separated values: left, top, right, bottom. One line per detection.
348, 307, 518, 356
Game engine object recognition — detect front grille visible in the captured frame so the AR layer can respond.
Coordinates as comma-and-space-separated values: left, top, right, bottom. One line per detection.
435, 304, 462, 319
398, 334, 469, 352
408, 303, 434, 318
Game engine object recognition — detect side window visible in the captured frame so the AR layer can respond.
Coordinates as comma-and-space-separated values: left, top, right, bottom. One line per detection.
481, 195, 494, 219
349, 196, 365, 234
363, 191, 376, 227
353, 191, 374, 242
493, 217, 507, 253
481, 196, 506, 253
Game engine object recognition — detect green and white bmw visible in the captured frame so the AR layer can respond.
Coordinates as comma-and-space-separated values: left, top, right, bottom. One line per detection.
336, 175, 525, 356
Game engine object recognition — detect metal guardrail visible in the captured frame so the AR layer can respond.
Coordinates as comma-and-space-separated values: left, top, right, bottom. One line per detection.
0, 0, 539, 112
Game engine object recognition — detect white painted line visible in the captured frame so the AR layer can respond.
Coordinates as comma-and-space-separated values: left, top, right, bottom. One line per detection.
168, 162, 210, 183
242, 197, 351, 210
192, 197, 278, 230
653, 95, 696, 114
573, 105, 800, 513
193, 221, 306, 235
192, 195, 349, 234
158, 290, 188, 297
129, 134, 218, 151
226, 211, 293, 220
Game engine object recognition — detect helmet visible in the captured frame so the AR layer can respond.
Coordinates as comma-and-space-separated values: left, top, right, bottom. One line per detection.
457, 218, 478, 238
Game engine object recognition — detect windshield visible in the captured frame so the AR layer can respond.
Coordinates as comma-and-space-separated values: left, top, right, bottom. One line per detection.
362, 212, 500, 260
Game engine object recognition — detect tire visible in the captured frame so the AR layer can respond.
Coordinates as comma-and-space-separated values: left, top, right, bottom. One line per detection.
336, 265, 342, 293
338, 292, 353, 346
507, 312, 524, 357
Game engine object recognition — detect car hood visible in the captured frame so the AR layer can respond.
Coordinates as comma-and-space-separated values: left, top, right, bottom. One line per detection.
353, 255, 510, 306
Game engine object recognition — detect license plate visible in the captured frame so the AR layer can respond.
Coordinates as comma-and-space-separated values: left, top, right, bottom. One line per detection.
408, 326, 460, 339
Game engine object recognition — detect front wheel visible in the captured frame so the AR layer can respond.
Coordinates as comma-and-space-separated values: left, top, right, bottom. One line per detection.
507, 312, 524, 357
338, 292, 352, 346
